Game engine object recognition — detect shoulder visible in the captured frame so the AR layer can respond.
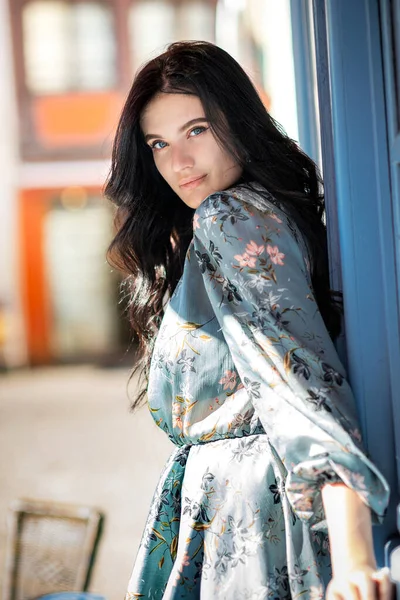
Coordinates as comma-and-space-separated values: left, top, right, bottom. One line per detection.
194, 183, 286, 232
192, 183, 310, 272
193, 183, 301, 247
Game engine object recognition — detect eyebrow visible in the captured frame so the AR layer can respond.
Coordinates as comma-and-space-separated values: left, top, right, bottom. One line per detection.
143, 117, 208, 143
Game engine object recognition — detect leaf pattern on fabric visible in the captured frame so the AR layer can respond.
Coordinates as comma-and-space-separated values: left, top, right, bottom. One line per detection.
126, 184, 390, 599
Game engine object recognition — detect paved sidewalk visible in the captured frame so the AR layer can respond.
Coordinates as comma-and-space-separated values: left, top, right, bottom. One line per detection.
0, 364, 172, 600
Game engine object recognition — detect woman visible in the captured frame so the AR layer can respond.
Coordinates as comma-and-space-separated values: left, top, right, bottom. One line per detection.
105, 41, 392, 599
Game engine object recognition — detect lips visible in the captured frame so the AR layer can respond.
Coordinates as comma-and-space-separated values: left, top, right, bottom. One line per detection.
179, 174, 207, 189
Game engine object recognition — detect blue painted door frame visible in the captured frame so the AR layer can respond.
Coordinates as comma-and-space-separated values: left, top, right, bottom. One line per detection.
299, 0, 400, 564
379, 0, 400, 449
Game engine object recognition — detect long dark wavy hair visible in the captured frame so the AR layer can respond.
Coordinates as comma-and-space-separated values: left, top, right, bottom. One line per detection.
104, 40, 342, 410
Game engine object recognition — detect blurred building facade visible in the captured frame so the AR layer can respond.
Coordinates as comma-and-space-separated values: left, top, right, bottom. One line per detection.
0, 0, 299, 368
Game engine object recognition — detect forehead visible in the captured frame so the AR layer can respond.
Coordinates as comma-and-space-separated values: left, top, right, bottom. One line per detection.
141, 93, 205, 133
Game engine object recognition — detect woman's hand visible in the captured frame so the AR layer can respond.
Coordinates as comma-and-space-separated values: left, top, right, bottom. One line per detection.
321, 483, 395, 600
325, 565, 394, 599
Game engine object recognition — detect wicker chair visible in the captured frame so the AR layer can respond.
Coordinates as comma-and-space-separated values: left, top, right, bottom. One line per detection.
2, 499, 104, 600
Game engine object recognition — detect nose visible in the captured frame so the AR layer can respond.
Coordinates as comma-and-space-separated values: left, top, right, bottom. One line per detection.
171, 143, 194, 173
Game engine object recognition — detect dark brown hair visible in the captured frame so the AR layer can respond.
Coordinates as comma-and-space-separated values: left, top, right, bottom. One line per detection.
104, 40, 342, 410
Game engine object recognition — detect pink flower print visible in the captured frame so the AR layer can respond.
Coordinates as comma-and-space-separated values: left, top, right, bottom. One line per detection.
267, 244, 285, 266
192, 213, 200, 230
246, 240, 265, 256
269, 212, 283, 224
181, 553, 191, 567
172, 553, 191, 587
348, 471, 367, 491
234, 252, 257, 268
219, 369, 237, 391
350, 428, 362, 443
309, 586, 324, 600
172, 402, 181, 414
172, 401, 183, 429
173, 416, 183, 429
300, 496, 314, 512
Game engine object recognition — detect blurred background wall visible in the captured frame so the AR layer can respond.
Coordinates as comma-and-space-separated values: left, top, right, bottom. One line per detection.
0, 0, 301, 372
0, 1, 306, 598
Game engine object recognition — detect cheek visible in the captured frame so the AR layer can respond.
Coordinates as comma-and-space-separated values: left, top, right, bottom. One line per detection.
213, 150, 237, 174
153, 154, 181, 191
153, 154, 169, 179
206, 139, 235, 169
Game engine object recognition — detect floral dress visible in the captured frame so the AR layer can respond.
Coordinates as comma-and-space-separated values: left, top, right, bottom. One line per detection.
126, 183, 390, 600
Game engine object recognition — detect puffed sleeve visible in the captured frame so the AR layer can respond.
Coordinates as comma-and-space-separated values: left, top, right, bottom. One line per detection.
193, 189, 390, 530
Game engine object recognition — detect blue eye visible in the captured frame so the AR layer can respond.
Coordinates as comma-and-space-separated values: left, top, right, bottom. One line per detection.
150, 140, 167, 150
189, 126, 208, 137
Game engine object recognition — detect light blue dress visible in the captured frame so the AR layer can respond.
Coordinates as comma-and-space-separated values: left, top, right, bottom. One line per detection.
126, 183, 390, 600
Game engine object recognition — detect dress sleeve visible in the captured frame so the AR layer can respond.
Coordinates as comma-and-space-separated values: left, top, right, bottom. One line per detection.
193, 190, 390, 530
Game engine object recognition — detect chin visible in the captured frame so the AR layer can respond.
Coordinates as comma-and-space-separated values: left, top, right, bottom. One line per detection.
187, 199, 204, 210
179, 190, 209, 209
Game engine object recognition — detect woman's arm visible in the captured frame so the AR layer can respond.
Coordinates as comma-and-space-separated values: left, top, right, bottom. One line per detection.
322, 482, 393, 599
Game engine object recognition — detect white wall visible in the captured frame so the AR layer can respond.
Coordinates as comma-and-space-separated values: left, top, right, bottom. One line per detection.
0, 0, 28, 367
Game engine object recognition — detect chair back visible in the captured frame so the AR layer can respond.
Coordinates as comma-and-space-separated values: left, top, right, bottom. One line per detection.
2, 498, 104, 600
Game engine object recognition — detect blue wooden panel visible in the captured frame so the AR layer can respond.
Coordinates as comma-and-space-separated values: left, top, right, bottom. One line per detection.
322, 0, 400, 563
379, 0, 400, 559
289, 0, 321, 165
311, 0, 346, 364
291, 0, 346, 365
380, 0, 400, 347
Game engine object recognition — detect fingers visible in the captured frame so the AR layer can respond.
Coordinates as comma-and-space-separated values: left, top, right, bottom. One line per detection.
355, 574, 380, 600
372, 567, 395, 600
326, 579, 363, 600
326, 570, 390, 600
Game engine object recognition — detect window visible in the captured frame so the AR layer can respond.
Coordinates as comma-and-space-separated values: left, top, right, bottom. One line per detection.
10, 0, 217, 159
43, 192, 119, 358
129, 0, 215, 73
22, 0, 117, 94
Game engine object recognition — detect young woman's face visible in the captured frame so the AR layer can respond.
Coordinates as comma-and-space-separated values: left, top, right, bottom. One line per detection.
141, 93, 243, 209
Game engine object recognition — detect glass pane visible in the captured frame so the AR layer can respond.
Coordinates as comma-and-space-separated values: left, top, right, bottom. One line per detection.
22, 0, 117, 94
73, 2, 117, 90
129, 1, 176, 72
177, 2, 215, 42
216, 0, 298, 142
44, 194, 118, 358
22, 0, 70, 94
